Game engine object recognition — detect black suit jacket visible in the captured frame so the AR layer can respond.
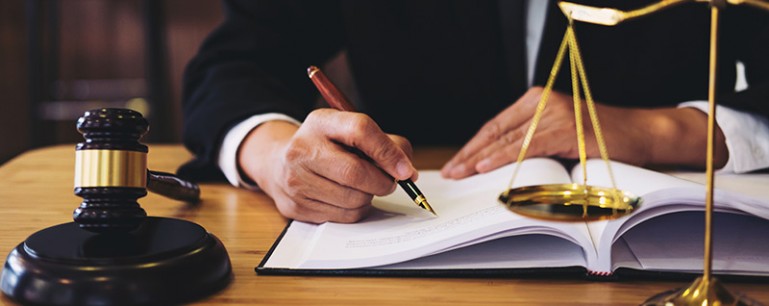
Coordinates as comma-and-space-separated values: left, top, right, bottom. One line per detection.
179, 0, 769, 181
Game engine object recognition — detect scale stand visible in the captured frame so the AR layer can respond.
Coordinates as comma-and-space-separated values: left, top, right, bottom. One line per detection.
499, 1, 769, 305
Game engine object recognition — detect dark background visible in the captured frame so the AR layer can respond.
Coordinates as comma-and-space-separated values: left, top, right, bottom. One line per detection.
0, 0, 224, 164
0, 0, 748, 166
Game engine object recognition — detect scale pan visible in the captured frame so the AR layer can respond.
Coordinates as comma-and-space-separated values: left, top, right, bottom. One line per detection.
499, 183, 640, 222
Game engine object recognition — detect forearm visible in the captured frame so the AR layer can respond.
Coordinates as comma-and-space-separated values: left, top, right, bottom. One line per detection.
680, 102, 769, 173
640, 107, 728, 169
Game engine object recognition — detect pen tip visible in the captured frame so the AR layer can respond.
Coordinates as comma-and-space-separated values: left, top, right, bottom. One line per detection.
420, 200, 438, 216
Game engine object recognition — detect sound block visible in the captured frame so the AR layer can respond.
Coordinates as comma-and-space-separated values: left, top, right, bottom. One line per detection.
1, 217, 232, 306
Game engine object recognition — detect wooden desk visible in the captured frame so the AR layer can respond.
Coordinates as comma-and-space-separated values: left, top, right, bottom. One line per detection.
1, 145, 768, 306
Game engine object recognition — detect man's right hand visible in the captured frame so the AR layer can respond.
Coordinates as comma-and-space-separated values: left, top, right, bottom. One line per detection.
237, 108, 417, 224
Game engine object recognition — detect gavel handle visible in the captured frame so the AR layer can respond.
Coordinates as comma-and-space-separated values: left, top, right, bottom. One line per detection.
147, 170, 201, 203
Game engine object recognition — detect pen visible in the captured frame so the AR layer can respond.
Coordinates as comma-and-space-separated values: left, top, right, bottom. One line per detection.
307, 65, 437, 216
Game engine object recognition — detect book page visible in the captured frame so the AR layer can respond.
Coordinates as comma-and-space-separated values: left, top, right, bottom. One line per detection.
379, 234, 588, 270
571, 159, 769, 274
616, 211, 769, 276
571, 159, 702, 258
274, 158, 596, 270
667, 171, 769, 200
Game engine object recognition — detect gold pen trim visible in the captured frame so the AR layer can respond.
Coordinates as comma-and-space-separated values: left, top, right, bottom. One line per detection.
414, 195, 437, 215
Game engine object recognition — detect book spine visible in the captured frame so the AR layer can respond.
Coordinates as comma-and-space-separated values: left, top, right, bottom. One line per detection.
585, 270, 618, 281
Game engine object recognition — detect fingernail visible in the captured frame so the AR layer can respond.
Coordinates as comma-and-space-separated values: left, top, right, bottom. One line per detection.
476, 159, 491, 173
396, 160, 413, 179
449, 164, 466, 178
440, 164, 451, 176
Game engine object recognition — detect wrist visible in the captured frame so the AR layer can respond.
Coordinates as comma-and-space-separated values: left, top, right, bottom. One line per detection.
237, 121, 298, 192
645, 107, 727, 169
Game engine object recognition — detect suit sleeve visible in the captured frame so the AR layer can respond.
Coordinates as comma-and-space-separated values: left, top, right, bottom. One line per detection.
177, 0, 345, 181
717, 5, 769, 119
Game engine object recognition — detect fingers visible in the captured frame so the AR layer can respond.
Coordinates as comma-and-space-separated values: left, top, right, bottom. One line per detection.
474, 128, 579, 175
282, 161, 383, 205
388, 134, 418, 181
473, 127, 527, 173
442, 124, 528, 179
275, 142, 390, 223
442, 88, 542, 178
299, 145, 398, 196
279, 166, 378, 224
442, 119, 506, 178
441, 88, 595, 179
306, 109, 417, 181
388, 134, 414, 159
273, 191, 373, 224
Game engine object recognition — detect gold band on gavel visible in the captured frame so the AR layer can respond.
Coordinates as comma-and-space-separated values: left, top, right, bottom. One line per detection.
74, 150, 147, 188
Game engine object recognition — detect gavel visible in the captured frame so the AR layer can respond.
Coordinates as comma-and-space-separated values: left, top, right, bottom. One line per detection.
72, 108, 200, 233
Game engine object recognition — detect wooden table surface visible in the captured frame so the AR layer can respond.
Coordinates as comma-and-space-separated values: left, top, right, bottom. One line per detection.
1, 144, 768, 306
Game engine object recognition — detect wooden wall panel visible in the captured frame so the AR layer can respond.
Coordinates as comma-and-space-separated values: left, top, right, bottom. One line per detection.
0, 0, 30, 164
164, 0, 223, 142
0, 0, 223, 164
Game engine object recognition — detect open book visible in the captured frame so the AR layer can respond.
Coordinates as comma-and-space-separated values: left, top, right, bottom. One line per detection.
257, 158, 769, 279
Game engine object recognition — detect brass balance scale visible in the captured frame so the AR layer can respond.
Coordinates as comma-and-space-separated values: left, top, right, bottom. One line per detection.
497, 0, 769, 304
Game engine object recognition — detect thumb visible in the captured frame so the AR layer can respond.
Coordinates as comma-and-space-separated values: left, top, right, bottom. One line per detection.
388, 134, 418, 181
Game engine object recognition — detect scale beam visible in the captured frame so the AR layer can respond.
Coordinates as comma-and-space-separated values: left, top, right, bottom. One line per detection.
559, 0, 767, 26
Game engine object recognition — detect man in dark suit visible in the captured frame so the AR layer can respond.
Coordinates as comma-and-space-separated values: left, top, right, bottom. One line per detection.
180, 0, 769, 223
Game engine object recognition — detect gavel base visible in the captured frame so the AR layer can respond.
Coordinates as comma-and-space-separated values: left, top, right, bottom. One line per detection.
1, 217, 232, 306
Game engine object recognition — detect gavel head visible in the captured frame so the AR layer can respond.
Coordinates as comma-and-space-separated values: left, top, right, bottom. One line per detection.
73, 108, 149, 233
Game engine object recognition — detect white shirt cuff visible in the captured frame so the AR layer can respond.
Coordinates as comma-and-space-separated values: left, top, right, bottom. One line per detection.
679, 101, 769, 173
217, 113, 301, 189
